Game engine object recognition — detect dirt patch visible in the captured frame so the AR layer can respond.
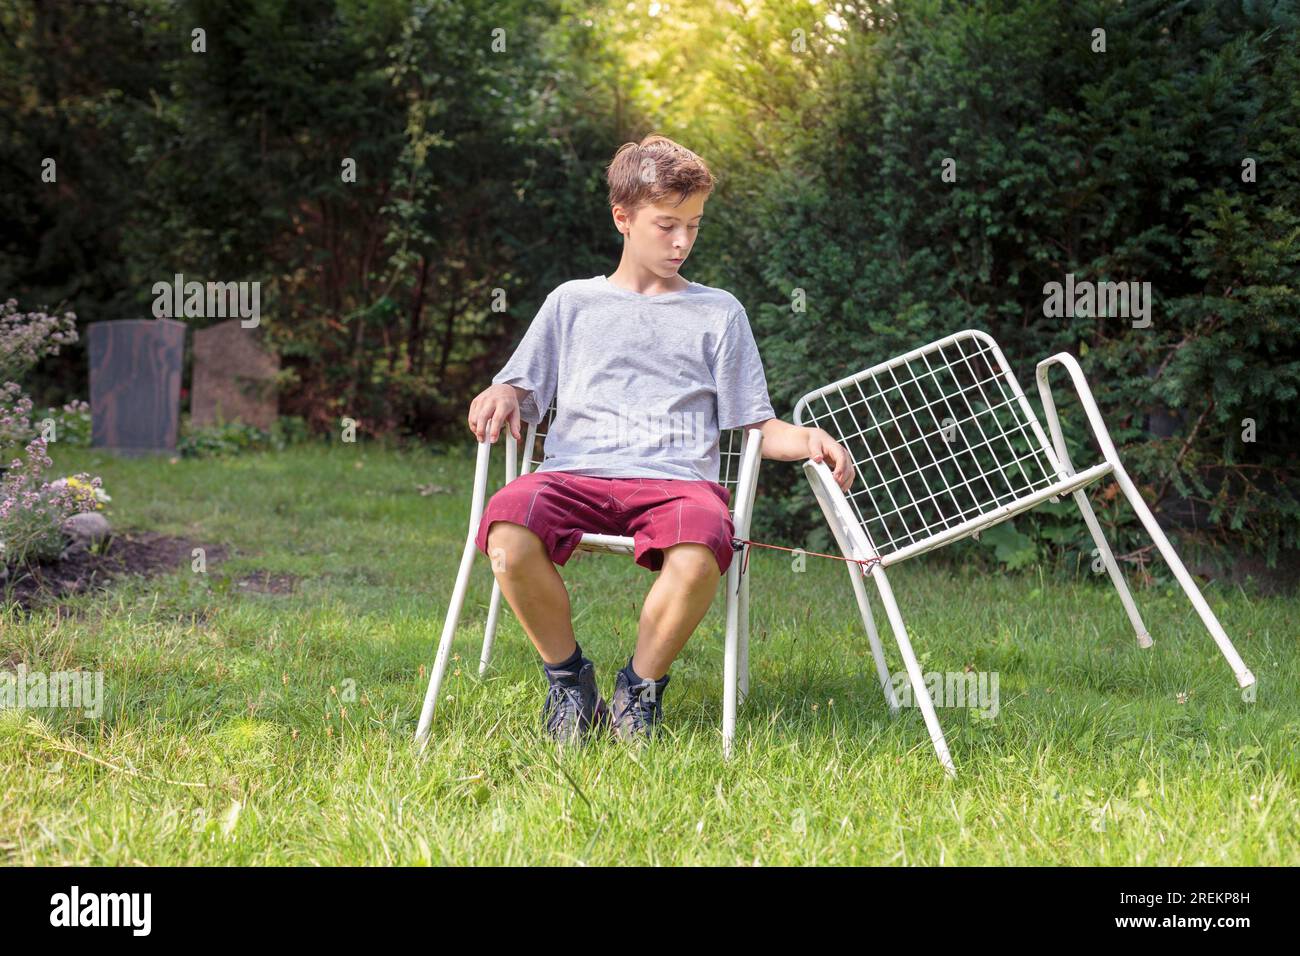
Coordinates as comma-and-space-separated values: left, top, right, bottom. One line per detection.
234, 570, 300, 595
1, 531, 229, 614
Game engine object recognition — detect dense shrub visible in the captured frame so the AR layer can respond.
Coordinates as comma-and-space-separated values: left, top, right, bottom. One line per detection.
717, 0, 1300, 573
177, 415, 311, 459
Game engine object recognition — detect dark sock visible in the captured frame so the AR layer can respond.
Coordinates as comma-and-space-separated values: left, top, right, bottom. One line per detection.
622, 657, 667, 687
543, 644, 584, 683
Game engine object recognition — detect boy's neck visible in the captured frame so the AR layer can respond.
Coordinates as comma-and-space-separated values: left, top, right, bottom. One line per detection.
606, 257, 690, 296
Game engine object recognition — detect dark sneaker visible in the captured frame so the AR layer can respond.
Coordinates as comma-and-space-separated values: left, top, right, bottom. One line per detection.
610, 661, 670, 742
541, 659, 608, 746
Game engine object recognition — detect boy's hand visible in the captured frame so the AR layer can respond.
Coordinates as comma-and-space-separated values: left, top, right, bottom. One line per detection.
806, 428, 854, 492
468, 383, 524, 443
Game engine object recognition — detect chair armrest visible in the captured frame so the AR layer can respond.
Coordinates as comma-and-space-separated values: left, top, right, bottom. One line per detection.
730, 427, 765, 541
802, 457, 877, 562
461, 431, 520, 543
1034, 352, 1123, 475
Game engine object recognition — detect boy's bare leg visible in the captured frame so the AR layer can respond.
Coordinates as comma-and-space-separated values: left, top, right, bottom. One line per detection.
485, 521, 577, 664
632, 543, 722, 680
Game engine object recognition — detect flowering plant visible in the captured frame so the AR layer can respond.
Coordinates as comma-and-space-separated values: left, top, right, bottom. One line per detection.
0, 298, 77, 383
49, 475, 111, 509
0, 300, 108, 568
1, 437, 106, 565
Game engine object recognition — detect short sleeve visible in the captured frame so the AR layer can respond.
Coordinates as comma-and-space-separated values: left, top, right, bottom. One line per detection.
713, 307, 775, 430
492, 291, 560, 425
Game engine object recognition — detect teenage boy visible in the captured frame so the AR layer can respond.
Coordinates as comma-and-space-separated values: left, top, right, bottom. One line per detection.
468, 134, 853, 746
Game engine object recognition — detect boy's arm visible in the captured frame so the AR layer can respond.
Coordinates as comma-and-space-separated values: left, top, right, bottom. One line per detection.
712, 306, 854, 491
491, 291, 561, 424
738, 417, 855, 492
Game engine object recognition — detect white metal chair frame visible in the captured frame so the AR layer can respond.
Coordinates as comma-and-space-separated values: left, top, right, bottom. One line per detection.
414, 404, 764, 755
793, 329, 1256, 777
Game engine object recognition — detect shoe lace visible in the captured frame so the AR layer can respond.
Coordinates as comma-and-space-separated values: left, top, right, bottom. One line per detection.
622, 683, 661, 734
545, 681, 585, 735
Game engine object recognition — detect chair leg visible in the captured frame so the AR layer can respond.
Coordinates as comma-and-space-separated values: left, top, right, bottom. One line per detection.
1071, 486, 1152, 647
479, 580, 504, 677
1111, 465, 1256, 689
846, 559, 901, 715
414, 536, 479, 751
722, 559, 742, 759
870, 565, 957, 777
738, 557, 751, 706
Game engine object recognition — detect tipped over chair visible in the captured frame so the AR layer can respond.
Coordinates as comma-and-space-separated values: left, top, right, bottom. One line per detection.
415, 402, 763, 755
793, 329, 1256, 777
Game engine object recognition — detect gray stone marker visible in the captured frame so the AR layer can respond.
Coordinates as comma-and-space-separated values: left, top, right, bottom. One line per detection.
87, 319, 186, 455
191, 319, 279, 430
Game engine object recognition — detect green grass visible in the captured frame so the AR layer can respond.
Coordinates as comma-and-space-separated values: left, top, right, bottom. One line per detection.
2, 442, 1296, 865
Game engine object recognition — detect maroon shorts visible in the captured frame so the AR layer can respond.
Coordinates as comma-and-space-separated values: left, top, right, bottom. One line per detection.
474, 471, 736, 575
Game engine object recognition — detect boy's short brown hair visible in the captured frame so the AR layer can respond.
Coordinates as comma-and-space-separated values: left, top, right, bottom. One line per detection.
605, 134, 716, 218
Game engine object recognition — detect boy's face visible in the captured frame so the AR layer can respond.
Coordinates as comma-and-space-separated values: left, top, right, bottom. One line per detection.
615, 190, 707, 277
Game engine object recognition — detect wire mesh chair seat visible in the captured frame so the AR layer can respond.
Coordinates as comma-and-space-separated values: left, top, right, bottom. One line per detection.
414, 401, 764, 755
793, 329, 1256, 777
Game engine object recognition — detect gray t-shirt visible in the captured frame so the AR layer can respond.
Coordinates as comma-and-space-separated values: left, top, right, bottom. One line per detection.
491, 274, 775, 483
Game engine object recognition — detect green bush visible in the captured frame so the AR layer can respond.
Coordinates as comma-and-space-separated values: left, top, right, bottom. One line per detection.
38, 400, 92, 448
720, 0, 1300, 573
177, 416, 310, 459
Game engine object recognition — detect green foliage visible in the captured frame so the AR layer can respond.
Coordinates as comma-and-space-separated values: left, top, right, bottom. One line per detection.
39, 401, 92, 448
697, 0, 1300, 569
978, 521, 1040, 572
1, 0, 1296, 569
1, 0, 614, 437
177, 416, 311, 459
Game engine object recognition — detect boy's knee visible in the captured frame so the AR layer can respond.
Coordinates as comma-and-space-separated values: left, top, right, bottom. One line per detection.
485, 520, 547, 572
662, 542, 722, 580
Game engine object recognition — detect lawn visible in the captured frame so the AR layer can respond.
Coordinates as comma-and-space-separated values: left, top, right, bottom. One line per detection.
2, 442, 1296, 865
